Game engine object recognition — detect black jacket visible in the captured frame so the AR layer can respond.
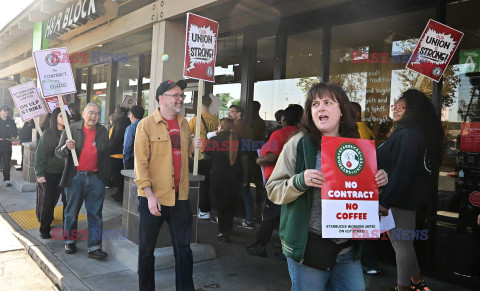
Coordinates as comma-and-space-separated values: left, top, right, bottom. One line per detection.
109, 116, 131, 155
208, 131, 242, 184
55, 121, 109, 187
19, 121, 34, 143
0, 117, 18, 139
377, 124, 433, 210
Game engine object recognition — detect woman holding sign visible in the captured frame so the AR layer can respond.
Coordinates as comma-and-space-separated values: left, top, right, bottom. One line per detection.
35, 108, 67, 239
377, 89, 443, 291
267, 82, 388, 290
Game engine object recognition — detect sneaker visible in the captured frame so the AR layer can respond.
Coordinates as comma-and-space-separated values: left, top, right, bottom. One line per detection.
239, 219, 255, 230
217, 232, 230, 243
88, 249, 108, 259
65, 243, 76, 254
198, 211, 210, 220
40, 232, 51, 239
246, 243, 266, 257
410, 279, 430, 291
4, 180, 12, 187
210, 216, 218, 224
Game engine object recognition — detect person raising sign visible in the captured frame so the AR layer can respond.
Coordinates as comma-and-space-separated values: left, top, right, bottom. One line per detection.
267, 82, 388, 290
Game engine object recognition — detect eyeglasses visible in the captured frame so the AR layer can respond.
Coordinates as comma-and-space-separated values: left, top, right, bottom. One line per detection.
391, 105, 406, 112
87, 111, 101, 116
163, 93, 186, 99
228, 111, 237, 114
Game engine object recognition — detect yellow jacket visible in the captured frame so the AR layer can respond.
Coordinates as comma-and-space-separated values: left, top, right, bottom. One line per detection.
357, 122, 375, 140
134, 108, 193, 206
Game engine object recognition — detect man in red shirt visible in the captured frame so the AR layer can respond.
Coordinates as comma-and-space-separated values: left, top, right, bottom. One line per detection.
246, 104, 303, 257
56, 103, 109, 259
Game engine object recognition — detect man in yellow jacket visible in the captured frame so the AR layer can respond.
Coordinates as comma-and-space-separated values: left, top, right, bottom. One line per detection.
134, 79, 202, 291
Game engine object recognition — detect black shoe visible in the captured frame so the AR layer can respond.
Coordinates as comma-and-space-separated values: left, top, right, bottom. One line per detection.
16, 167, 22, 171
217, 232, 230, 243
88, 249, 108, 259
246, 243, 266, 257
65, 243, 76, 254
40, 232, 51, 239
274, 250, 286, 261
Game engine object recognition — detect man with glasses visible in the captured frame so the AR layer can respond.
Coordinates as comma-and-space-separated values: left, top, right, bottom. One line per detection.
228, 105, 255, 229
134, 80, 202, 291
56, 103, 109, 259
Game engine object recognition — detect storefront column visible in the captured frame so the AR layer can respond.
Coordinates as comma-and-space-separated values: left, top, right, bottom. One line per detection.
240, 28, 257, 125
148, 19, 186, 114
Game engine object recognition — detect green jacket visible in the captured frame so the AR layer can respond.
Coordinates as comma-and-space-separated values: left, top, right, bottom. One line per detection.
35, 129, 65, 178
266, 132, 362, 262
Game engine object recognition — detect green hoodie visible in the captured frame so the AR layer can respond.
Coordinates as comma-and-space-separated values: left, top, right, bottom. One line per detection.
35, 129, 65, 178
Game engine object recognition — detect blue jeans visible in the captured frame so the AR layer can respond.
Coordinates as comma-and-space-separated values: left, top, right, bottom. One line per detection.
138, 197, 194, 291
241, 184, 254, 222
64, 173, 105, 251
286, 248, 365, 291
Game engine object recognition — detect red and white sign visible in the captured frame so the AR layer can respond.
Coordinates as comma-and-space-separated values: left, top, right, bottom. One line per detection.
8, 81, 48, 121
183, 13, 219, 83
406, 19, 463, 82
460, 122, 480, 153
321, 136, 380, 238
33, 47, 77, 97
469, 191, 480, 207
44, 96, 68, 113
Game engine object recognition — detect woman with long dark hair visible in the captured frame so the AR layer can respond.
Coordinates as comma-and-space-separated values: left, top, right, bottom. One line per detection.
377, 89, 443, 291
35, 108, 67, 239
267, 82, 388, 290
208, 118, 241, 242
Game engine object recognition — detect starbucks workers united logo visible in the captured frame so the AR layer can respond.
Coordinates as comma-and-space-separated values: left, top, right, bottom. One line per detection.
335, 143, 365, 176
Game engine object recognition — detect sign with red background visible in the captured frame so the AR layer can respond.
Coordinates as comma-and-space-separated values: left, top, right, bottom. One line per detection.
406, 19, 463, 82
460, 122, 480, 153
321, 136, 379, 238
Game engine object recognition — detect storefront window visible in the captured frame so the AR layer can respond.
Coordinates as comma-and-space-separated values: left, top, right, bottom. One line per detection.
90, 63, 109, 123
77, 67, 88, 111
117, 56, 139, 110
141, 54, 151, 116
213, 34, 243, 118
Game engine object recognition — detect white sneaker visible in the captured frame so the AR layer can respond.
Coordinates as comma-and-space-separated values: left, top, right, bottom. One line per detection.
4, 180, 12, 187
198, 211, 210, 220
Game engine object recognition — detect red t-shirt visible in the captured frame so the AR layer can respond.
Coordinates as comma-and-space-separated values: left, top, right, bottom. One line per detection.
164, 117, 182, 192
77, 126, 98, 171
260, 126, 297, 180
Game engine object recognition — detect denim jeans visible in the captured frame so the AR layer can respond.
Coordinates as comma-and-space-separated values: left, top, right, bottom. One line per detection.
241, 184, 254, 222
64, 173, 105, 251
286, 248, 365, 291
138, 197, 194, 291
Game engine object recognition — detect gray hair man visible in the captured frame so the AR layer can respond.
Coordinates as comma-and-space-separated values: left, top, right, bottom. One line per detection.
55, 103, 110, 259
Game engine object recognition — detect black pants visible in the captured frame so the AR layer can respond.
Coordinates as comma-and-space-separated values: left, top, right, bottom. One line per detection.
138, 197, 194, 291
256, 217, 279, 247
212, 176, 240, 233
189, 159, 211, 212
124, 157, 134, 170
0, 140, 12, 181
110, 157, 124, 197
37, 173, 66, 235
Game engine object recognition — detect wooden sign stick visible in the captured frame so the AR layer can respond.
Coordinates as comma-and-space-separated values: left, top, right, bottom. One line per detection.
193, 80, 205, 176
33, 117, 42, 136
414, 75, 425, 89
58, 96, 79, 166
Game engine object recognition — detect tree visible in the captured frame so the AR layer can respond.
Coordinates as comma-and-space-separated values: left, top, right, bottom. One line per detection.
297, 73, 366, 103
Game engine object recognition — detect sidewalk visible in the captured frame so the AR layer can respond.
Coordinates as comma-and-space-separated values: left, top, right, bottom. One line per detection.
0, 169, 470, 290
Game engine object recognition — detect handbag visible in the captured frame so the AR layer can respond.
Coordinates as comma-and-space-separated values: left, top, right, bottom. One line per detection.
302, 232, 353, 271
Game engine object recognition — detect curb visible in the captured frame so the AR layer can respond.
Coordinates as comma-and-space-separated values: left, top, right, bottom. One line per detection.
0, 213, 91, 290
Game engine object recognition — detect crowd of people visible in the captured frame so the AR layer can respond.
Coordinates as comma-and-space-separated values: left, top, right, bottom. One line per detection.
0, 77, 449, 291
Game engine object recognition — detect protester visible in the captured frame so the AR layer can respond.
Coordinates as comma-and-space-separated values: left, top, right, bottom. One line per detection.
228, 105, 255, 229
207, 118, 241, 242
267, 82, 388, 290
377, 89, 443, 291
35, 108, 67, 239
123, 105, 145, 170
351, 102, 374, 140
109, 106, 131, 202
188, 94, 219, 220
0, 106, 18, 186
266, 109, 285, 141
68, 103, 82, 124
134, 80, 202, 291
18, 120, 35, 171
246, 104, 303, 258
56, 102, 109, 259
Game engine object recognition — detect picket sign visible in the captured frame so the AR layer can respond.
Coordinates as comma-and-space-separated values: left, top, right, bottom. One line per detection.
58, 96, 79, 166
183, 13, 219, 175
